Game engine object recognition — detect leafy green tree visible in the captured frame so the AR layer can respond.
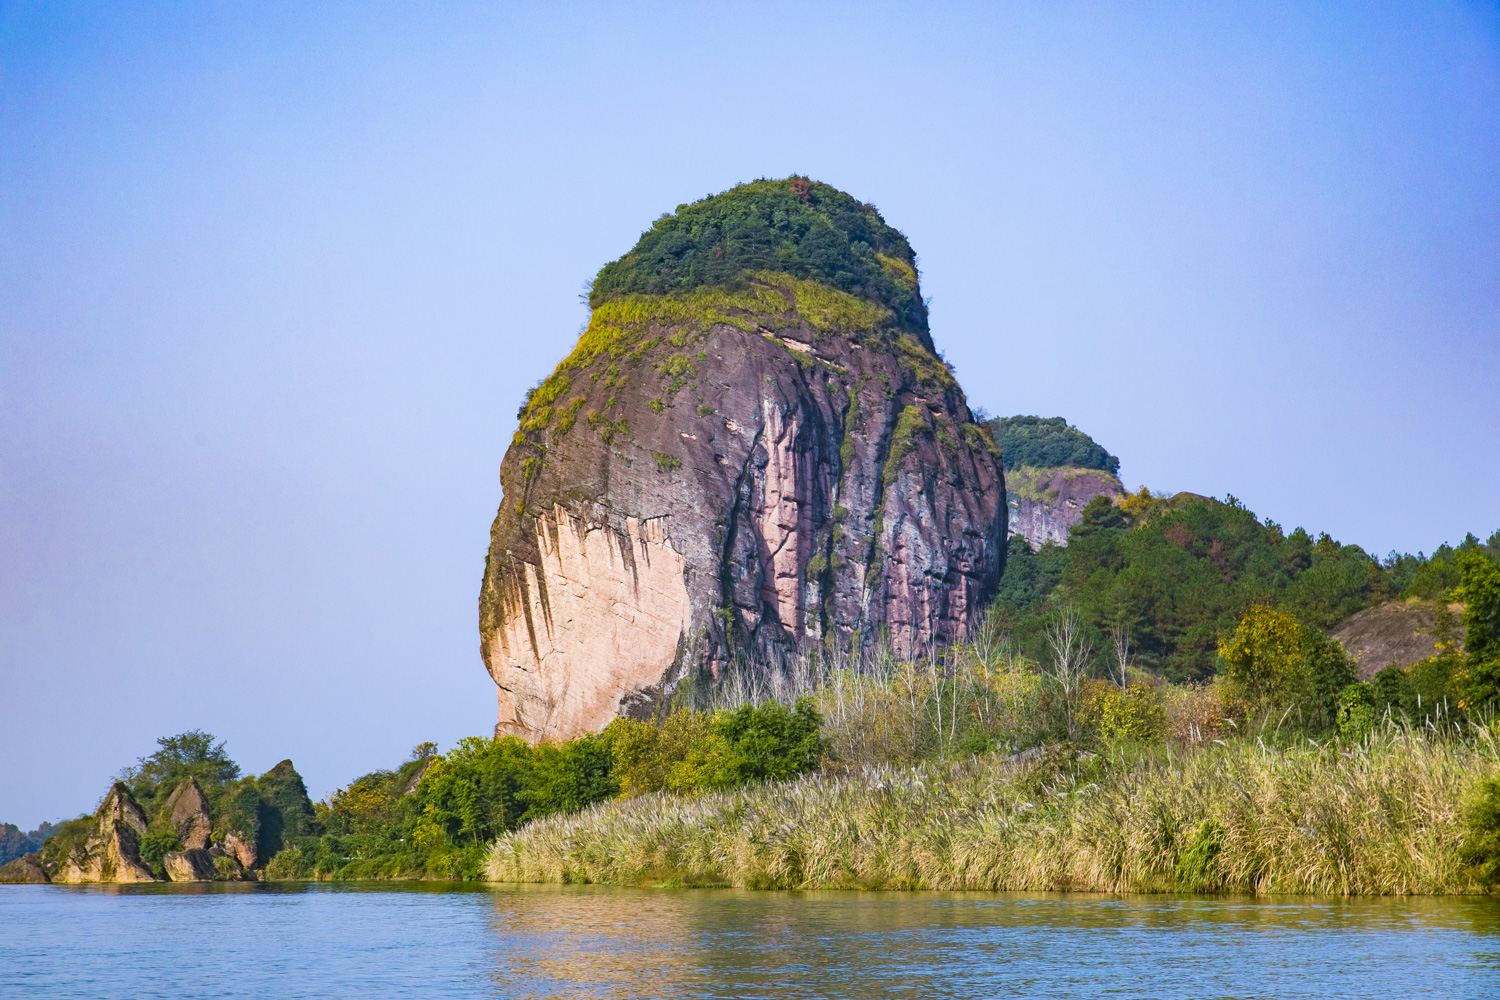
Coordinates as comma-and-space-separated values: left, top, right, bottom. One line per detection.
1218, 607, 1353, 728
417, 737, 534, 847
1370, 664, 1414, 717
1301, 628, 1357, 728
1457, 552, 1500, 709
993, 536, 1067, 616
523, 737, 617, 820
1219, 607, 1306, 709
121, 730, 240, 804
1070, 495, 1127, 539
709, 699, 825, 787
1403, 544, 1465, 600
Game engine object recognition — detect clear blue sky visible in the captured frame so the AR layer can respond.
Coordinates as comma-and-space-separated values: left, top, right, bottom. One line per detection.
3, 2, 1497, 827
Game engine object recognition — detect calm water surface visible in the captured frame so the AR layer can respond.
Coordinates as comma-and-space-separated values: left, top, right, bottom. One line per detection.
2, 883, 1497, 998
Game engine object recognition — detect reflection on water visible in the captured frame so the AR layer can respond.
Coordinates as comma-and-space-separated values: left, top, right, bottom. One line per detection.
480, 886, 1500, 999
2, 882, 1497, 999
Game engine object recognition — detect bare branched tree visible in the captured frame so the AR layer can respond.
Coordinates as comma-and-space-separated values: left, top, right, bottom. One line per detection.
1110, 618, 1131, 690
1044, 604, 1092, 736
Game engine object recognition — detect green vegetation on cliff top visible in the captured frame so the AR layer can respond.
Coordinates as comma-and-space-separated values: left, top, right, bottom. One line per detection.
589, 177, 927, 335
988, 415, 1120, 474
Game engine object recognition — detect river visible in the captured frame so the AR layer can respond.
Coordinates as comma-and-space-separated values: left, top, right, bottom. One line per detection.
2, 883, 1496, 997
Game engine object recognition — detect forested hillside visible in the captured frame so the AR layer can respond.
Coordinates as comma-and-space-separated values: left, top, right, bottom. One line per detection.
993, 488, 1499, 682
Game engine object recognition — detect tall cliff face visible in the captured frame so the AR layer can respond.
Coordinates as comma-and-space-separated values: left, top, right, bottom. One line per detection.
480, 179, 1006, 741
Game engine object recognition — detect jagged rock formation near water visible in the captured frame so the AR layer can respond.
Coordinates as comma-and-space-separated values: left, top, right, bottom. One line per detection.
479, 178, 1008, 741
28, 761, 316, 883
48, 783, 156, 883
986, 416, 1124, 549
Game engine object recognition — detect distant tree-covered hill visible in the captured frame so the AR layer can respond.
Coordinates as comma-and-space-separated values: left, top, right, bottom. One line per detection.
993, 487, 1500, 683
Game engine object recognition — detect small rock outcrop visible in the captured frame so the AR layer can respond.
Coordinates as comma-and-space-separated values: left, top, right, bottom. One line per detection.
480, 178, 1007, 741
1332, 599, 1464, 680
222, 831, 257, 870
986, 416, 1124, 550
163, 848, 217, 882
0, 853, 49, 883
50, 783, 155, 884
163, 778, 212, 850
1005, 466, 1125, 549
21, 759, 319, 884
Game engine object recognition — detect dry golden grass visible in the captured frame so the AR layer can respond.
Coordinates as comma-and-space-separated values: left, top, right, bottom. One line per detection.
488, 726, 1498, 895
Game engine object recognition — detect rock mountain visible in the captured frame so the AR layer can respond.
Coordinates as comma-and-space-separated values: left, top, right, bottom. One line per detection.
479, 178, 1008, 741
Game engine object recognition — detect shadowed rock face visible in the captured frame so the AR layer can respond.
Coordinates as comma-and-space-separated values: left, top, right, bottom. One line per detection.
163, 848, 216, 882
164, 778, 212, 850
480, 183, 1006, 741
0, 854, 48, 883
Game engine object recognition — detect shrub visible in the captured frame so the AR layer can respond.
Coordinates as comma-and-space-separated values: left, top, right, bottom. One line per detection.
1337, 684, 1376, 739
263, 846, 309, 881
1218, 607, 1353, 726
709, 698, 825, 787
1371, 665, 1414, 716
523, 737, 617, 820
1081, 682, 1167, 743
603, 711, 720, 795
1459, 777, 1500, 889
137, 832, 182, 879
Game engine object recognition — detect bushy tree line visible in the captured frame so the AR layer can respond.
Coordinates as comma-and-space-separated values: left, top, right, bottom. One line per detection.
993, 490, 1499, 686
261, 699, 825, 881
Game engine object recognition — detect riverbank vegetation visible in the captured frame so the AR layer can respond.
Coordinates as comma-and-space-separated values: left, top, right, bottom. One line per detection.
12, 493, 1500, 892
475, 496, 1500, 894
487, 726, 1497, 894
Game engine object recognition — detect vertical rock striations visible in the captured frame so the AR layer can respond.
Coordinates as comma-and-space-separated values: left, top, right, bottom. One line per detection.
479, 178, 1007, 741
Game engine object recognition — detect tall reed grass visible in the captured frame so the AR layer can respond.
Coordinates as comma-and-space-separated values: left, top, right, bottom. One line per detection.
487, 725, 1499, 895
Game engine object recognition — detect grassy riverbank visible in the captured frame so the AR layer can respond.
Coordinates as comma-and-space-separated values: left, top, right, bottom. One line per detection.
487, 727, 1500, 895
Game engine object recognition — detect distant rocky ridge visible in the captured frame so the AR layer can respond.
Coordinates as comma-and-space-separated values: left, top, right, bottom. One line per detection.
480, 179, 1008, 742
984, 416, 1125, 550
1004, 466, 1125, 550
